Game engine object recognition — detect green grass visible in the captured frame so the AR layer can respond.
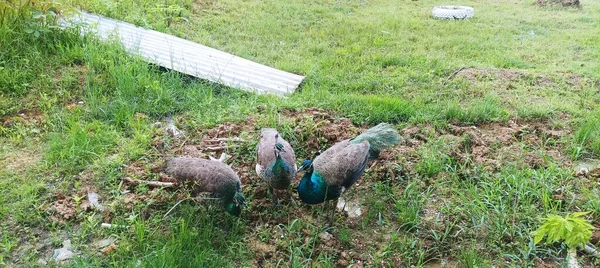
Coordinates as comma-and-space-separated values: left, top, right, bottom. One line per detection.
1, 0, 600, 267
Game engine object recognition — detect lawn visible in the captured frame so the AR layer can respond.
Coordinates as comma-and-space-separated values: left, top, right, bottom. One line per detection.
1, 0, 600, 266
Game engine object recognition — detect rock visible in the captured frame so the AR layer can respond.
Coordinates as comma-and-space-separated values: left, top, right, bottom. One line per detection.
93, 238, 116, 249
37, 259, 48, 265
574, 159, 600, 176
341, 251, 351, 260
338, 259, 349, 266
319, 232, 333, 242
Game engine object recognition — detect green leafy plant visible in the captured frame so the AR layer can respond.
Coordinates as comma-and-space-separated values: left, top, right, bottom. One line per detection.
532, 211, 595, 249
0, 0, 77, 36
149, 1, 187, 27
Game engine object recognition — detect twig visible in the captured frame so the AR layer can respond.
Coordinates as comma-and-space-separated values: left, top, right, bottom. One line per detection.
123, 176, 176, 187
163, 199, 186, 218
369, 160, 378, 169
203, 137, 246, 143
442, 66, 466, 85
203, 145, 237, 151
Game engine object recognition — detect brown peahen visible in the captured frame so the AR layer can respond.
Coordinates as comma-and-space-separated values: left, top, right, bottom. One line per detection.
165, 156, 246, 216
255, 128, 297, 203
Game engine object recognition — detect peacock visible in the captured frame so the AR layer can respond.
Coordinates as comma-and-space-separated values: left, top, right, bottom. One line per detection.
165, 156, 246, 216
255, 128, 297, 203
297, 123, 401, 221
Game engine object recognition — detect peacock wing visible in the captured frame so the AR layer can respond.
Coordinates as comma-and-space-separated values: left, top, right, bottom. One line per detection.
312, 140, 369, 188
256, 128, 278, 169
279, 137, 297, 172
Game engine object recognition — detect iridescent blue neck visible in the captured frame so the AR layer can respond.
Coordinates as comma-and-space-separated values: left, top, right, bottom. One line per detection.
297, 169, 327, 204
271, 154, 290, 176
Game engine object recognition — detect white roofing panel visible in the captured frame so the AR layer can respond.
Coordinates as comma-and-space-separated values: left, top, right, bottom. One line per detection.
72, 11, 304, 96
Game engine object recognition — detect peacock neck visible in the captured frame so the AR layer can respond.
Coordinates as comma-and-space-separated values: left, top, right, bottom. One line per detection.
297, 169, 327, 204
271, 155, 289, 176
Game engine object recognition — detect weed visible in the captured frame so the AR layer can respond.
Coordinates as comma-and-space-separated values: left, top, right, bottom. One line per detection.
573, 111, 600, 157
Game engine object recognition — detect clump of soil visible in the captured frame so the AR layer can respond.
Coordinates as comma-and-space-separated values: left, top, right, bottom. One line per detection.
48, 193, 78, 225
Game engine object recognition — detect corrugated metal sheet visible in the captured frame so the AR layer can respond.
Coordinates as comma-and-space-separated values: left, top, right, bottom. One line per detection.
71, 11, 304, 96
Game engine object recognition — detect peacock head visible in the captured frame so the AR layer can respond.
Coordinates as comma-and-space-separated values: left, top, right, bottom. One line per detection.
274, 142, 286, 157
225, 192, 247, 217
297, 159, 313, 173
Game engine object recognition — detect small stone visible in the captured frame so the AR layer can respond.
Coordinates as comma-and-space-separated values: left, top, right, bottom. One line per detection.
319, 232, 333, 242
37, 259, 47, 265
338, 259, 349, 266
341, 251, 351, 260
574, 159, 600, 174
93, 238, 115, 249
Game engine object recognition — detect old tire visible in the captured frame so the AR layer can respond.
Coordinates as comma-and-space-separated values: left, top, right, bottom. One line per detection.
432, 6, 475, 20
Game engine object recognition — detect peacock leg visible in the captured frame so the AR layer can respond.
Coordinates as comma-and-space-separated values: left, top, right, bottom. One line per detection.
326, 200, 336, 227
269, 186, 279, 205
330, 200, 337, 224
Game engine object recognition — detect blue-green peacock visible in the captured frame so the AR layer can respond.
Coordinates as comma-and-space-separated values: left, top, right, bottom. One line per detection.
165, 156, 246, 216
297, 123, 401, 218
255, 128, 297, 203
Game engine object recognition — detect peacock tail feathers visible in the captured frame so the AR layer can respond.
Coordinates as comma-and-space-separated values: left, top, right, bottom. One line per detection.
350, 123, 401, 159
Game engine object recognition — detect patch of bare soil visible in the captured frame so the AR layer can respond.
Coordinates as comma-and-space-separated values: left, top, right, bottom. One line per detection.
535, 258, 559, 268
1, 109, 45, 128
536, 0, 580, 7
454, 67, 594, 89
0, 148, 41, 173
114, 108, 574, 266
446, 120, 570, 171
591, 223, 600, 246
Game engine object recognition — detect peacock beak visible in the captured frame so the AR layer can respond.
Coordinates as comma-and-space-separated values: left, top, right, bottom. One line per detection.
298, 163, 310, 172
